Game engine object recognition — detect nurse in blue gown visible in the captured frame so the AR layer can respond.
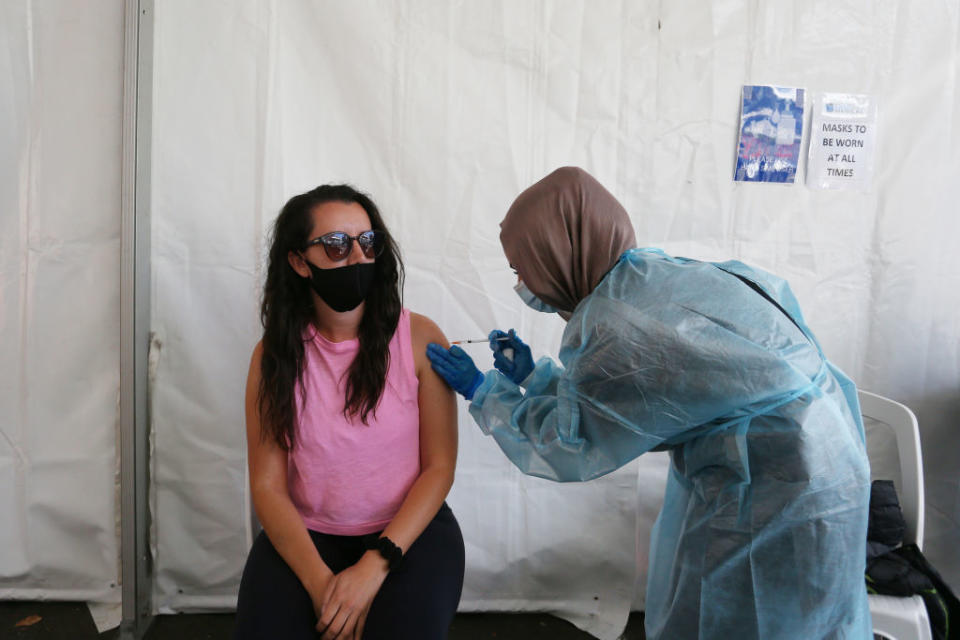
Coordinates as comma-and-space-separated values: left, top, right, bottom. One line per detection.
426, 167, 872, 639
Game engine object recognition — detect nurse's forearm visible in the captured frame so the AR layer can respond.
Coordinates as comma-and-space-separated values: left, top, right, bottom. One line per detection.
471, 365, 648, 482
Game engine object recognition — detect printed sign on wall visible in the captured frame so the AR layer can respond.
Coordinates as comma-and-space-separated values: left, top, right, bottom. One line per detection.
734, 85, 805, 184
807, 93, 877, 190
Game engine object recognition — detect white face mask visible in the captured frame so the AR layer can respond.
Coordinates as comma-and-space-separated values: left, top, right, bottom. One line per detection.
514, 281, 559, 314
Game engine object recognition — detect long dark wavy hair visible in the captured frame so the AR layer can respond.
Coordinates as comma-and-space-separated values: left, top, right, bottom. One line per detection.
258, 184, 404, 450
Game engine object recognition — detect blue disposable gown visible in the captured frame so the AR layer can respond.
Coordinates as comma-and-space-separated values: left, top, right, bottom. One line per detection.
469, 248, 871, 639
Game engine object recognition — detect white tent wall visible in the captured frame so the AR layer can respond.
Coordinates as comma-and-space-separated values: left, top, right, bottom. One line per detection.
0, 1, 123, 602
149, 0, 960, 636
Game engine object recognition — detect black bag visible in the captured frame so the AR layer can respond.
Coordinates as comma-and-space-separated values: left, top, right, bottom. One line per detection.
865, 480, 960, 640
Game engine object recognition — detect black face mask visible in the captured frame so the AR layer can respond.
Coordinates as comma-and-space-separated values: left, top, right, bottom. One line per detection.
303, 261, 375, 312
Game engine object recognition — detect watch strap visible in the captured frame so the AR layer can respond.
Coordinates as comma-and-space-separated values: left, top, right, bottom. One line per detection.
364, 535, 404, 571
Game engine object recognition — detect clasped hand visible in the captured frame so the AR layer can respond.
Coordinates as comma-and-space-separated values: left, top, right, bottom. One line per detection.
313, 552, 389, 640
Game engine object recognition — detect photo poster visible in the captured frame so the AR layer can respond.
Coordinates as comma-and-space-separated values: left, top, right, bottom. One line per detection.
806, 93, 877, 190
734, 85, 805, 184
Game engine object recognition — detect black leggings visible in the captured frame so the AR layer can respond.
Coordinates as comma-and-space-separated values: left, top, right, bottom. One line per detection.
234, 503, 465, 639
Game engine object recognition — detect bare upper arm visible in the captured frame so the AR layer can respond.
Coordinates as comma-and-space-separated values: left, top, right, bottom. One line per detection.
409, 311, 449, 375
245, 340, 289, 495
409, 313, 458, 473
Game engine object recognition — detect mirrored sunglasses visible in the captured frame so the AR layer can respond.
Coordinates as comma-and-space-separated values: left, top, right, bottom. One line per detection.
304, 230, 386, 261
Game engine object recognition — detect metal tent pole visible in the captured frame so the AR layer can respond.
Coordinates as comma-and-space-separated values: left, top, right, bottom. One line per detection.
120, 0, 154, 637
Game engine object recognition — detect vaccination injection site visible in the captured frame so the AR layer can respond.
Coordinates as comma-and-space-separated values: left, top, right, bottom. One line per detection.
3, 2, 960, 640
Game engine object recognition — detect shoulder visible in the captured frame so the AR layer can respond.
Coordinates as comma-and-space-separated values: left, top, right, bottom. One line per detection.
408, 311, 448, 348
248, 339, 264, 375
245, 340, 264, 397
250, 339, 264, 367
408, 311, 448, 377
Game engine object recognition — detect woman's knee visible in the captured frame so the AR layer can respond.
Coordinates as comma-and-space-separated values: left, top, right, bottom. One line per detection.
235, 532, 315, 639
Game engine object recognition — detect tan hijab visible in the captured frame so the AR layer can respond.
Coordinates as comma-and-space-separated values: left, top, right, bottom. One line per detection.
500, 167, 636, 317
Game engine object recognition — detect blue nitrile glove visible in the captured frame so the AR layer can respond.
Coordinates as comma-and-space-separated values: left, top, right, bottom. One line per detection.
488, 329, 534, 385
426, 343, 485, 400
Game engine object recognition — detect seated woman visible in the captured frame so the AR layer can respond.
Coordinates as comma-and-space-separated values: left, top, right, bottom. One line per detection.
235, 185, 464, 640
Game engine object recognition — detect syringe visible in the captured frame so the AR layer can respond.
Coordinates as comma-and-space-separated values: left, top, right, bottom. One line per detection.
450, 336, 514, 361
450, 337, 510, 345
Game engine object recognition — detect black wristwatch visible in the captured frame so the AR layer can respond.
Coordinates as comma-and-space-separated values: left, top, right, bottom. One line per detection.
364, 535, 404, 571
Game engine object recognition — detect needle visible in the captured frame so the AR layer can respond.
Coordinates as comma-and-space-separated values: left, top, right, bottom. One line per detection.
450, 337, 511, 345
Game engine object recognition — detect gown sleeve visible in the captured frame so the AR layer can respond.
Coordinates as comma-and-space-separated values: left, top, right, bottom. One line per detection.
468, 249, 823, 482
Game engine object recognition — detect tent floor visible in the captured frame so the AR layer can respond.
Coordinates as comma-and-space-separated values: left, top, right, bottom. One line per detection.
1, 600, 646, 639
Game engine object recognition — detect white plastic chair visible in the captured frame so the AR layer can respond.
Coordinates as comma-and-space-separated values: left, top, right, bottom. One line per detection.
859, 389, 930, 640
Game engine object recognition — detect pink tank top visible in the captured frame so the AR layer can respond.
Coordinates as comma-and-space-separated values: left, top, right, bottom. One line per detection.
288, 308, 421, 535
